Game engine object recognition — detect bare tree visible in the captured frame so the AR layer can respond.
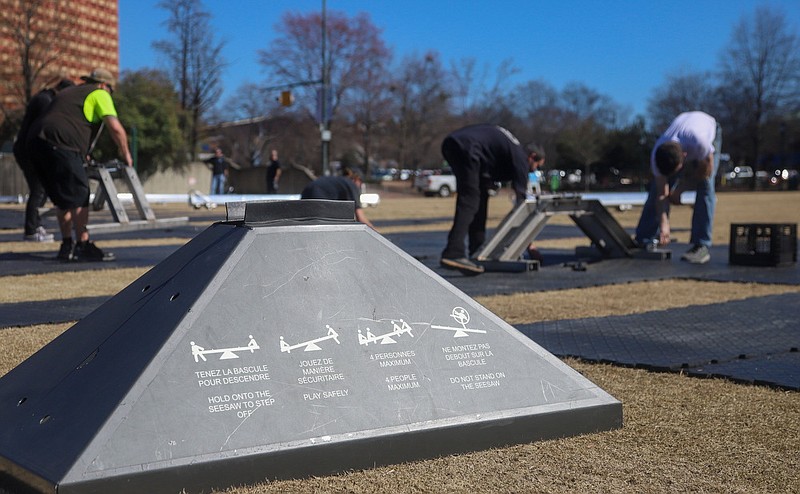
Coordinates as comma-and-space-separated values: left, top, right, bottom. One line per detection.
449, 57, 519, 121
0, 0, 75, 116
346, 57, 394, 174
556, 83, 629, 190
258, 11, 391, 132
390, 51, 452, 169
223, 83, 278, 122
718, 5, 800, 177
508, 79, 562, 152
561, 82, 628, 129
153, 0, 226, 160
258, 11, 390, 119
211, 83, 274, 167
646, 71, 717, 132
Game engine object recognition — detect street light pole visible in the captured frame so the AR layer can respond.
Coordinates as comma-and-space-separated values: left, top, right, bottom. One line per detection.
780, 121, 786, 169
320, 0, 330, 176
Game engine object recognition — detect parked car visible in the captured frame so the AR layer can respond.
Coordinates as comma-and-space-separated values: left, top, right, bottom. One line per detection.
784, 169, 799, 190
726, 165, 753, 180
415, 168, 456, 197
370, 168, 394, 182
755, 170, 774, 187
720, 165, 753, 187
759, 168, 795, 188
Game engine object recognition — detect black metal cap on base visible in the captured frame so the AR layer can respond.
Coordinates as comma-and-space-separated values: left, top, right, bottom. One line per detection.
0, 219, 621, 494
225, 200, 357, 225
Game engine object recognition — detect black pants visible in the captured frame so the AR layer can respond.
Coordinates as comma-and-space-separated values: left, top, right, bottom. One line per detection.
14, 152, 48, 235
441, 137, 491, 259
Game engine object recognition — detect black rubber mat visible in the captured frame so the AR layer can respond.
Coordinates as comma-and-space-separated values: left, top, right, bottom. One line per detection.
0, 209, 59, 231
372, 216, 453, 227
0, 223, 206, 244
687, 351, 800, 389
385, 230, 800, 294
0, 244, 177, 276
516, 292, 800, 390
0, 296, 109, 327
0, 205, 225, 231
5, 221, 795, 289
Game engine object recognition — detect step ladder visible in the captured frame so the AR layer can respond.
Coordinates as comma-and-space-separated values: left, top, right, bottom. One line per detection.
474, 194, 669, 272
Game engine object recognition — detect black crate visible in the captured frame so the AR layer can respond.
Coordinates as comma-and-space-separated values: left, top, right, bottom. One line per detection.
729, 223, 797, 266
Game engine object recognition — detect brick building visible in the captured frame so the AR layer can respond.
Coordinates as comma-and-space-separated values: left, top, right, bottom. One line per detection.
0, 0, 119, 116
0, 0, 119, 195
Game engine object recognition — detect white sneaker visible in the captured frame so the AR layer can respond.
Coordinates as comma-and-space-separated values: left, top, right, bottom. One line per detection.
681, 244, 710, 264
23, 226, 54, 243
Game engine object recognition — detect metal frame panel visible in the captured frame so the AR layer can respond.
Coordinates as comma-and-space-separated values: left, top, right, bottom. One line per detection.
475, 194, 669, 271
85, 162, 187, 231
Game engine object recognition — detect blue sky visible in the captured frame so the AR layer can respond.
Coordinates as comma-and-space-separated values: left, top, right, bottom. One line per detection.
119, 0, 800, 118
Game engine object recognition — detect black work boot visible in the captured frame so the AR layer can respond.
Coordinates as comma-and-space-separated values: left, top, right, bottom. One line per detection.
72, 240, 116, 262
57, 239, 74, 261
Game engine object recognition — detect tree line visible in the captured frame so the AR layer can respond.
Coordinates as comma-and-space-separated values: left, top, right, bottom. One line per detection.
2, 1, 798, 187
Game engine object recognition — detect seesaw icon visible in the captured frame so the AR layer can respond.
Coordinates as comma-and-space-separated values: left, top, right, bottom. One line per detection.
280, 325, 341, 353
191, 336, 260, 362
431, 307, 487, 338
358, 319, 414, 346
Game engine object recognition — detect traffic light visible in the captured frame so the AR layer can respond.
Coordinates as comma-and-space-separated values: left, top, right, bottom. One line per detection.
279, 90, 294, 106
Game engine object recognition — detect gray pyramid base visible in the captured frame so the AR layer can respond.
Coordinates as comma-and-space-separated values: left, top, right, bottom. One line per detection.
0, 201, 621, 494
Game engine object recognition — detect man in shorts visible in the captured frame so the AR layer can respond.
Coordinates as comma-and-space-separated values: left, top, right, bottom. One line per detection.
28, 68, 133, 261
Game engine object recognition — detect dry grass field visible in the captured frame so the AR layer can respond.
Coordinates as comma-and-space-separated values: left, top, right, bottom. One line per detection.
1, 189, 799, 493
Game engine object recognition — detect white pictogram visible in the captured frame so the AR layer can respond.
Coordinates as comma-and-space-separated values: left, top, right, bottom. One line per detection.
358, 319, 414, 346
280, 325, 341, 353
431, 307, 487, 338
191, 335, 259, 362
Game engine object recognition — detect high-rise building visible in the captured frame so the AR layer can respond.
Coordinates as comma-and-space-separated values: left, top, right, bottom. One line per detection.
0, 0, 119, 115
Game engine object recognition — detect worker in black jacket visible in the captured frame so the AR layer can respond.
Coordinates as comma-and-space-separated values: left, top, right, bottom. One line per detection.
440, 124, 544, 275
